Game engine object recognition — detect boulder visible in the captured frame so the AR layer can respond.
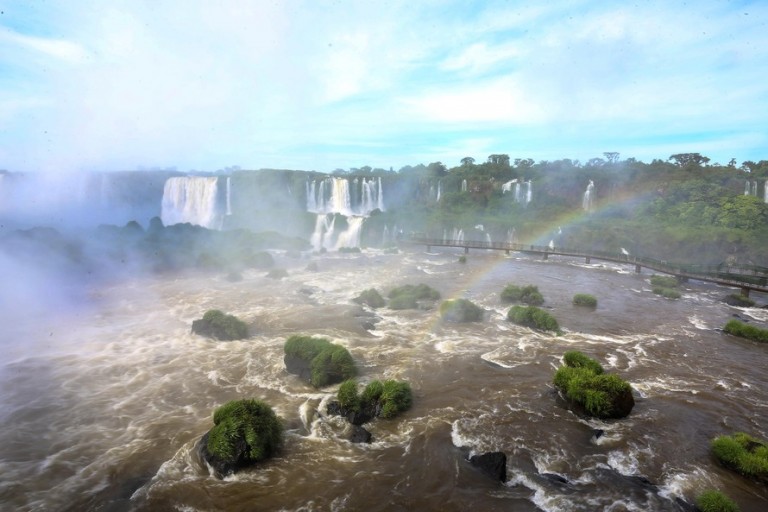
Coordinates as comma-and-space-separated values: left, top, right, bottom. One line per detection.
468, 451, 507, 482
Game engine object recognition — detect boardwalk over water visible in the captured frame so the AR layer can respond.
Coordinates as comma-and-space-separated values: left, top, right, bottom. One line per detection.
409, 237, 768, 297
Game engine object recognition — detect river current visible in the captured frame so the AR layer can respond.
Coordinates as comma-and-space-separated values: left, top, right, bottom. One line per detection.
1, 248, 767, 511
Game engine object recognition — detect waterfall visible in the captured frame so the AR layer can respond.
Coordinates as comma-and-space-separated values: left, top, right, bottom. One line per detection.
548, 240, 555, 249
745, 181, 751, 195
525, 180, 532, 204
583, 180, 595, 211
506, 228, 516, 244
485, 233, 492, 246
226, 177, 232, 216
502, 179, 516, 194
752, 181, 759, 196
306, 176, 386, 250
514, 182, 522, 203
461, 179, 468, 192
436, 180, 442, 202
161, 176, 221, 229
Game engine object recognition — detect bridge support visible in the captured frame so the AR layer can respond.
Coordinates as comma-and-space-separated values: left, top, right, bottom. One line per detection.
464, 247, 469, 254
635, 264, 641, 273
741, 287, 750, 298
543, 252, 548, 260
585, 256, 591, 264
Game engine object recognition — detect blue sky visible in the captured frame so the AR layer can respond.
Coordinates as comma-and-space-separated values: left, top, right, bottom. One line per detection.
1, 0, 767, 173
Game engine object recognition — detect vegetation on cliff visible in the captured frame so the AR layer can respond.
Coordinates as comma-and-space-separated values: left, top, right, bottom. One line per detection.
553, 351, 634, 419
283, 335, 357, 387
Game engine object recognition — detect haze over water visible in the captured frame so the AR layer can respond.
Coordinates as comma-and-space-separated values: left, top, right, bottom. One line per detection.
1, 245, 766, 511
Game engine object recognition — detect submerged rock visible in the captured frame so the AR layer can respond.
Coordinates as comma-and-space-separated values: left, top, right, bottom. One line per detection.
468, 451, 507, 482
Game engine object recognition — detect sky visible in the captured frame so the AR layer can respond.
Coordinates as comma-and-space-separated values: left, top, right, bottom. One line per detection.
1, 0, 767, 174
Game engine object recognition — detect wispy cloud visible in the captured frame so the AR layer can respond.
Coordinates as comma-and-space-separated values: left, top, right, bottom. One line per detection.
0, 0, 767, 173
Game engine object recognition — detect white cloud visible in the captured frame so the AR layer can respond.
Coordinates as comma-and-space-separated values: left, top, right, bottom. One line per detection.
0, 27, 89, 63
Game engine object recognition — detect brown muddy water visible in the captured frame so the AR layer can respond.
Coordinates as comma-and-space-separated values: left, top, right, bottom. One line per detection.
1, 248, 767, 511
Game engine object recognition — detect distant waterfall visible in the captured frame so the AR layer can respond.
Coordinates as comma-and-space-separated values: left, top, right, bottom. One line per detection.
306, 176, 386, 250
436, 180, 442, 202
525, 180, 532, 204
583, 180, 595, 211
501, 179, 515, 194
225, 177, 232, 216
461, 179, 468, 192
161, 176, 221, 229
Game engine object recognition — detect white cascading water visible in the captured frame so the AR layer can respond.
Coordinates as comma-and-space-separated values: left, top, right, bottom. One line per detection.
226, 177, 232, 216
161, 176, 221, 229
583, 180, 595, 211
525, 180, 532, 204
436, 180, 442, 202
462, 179, 468, 192
306, 176, 385, 250
502, 179, 516, 194
745, 181, 751, 195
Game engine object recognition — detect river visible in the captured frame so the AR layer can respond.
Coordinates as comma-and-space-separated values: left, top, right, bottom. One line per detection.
1, 248, 767, 511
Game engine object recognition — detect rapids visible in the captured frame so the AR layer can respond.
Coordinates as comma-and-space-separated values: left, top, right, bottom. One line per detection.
1, 249, 767, 511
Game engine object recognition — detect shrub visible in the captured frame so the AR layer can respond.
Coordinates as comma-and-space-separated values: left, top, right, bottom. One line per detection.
458, 255, 467, 264
572, 293, 597, 308
387, 284, 440, 310
439, 298, 484, 322
352, 288, 386, 308
191, 309, 249, 340
206, 399, 282, 466
696, 490, 740, 512
711, 432, 768, 480
500, 284, 544, 305
724, 294, 756, 307
337, 379, 361, 412
334, 379, 413, 423
652, 286, 681, 299
284, 335, 357, 387
553, 351, 634, 419
650, 275, 679, 288
723, 320, 768, 343
507, 305, 560, 333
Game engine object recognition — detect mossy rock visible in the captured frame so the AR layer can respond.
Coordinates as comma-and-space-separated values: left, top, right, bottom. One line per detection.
387, 283, 440, 310
652, 286, 681, 299
572, 293, 597, 308
500, 284, 544, 305
696, 489, 740, 512
331, 378, 413, 425
723, 319, 768, 343
283, 335, 357, 388
711, 432, 768, 483
723, 294, 756, 307
439, 298, 484, 322
266, 268, 288, 279
352, 288, 386, 308
200, 399, 282, 478
553, 351, 634, 419
507, 305, 560, 333
649, 275, 679, 288
192, 309, 249, 340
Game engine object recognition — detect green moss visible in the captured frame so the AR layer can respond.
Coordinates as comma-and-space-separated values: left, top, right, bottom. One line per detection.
192, 309, 249, 340
696, 490, 740, 512
500, 284, 544, 305
507, 305, 560, 333
650, 275, 679, 288
387, 284, 440, 310
207, 399, 282, 464
284, 335, 357, 387
352, 288, 386, 308
553, 352, 633, 419
711, 432, 768, 479
572, 293, 597, 308
439, 298, 484, 322
723, 319, 768, 343
652, 286, 681, 299
723, 294, 756, 307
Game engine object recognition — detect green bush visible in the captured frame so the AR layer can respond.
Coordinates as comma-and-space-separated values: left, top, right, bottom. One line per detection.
650, 275, 679, 288
458, 255, 467, 264
500, 284, 544, 305
711, 432, 768, 479
337, 379, 361, 412
723, 294, 756, 307
439, 298, 483, 322
284, 335, 357, 387
723, 320, 768, 343
335, 379, 413, 421
387, 283, 440, 309
507, 305, 560, 333
696, 489, 740, 512
652, 286, 681, 299
553, 352, 634, 419
206, 399, 282, 465
192, 309, 249, 340
572, 293, 597, 308
352, 288, 386, 308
